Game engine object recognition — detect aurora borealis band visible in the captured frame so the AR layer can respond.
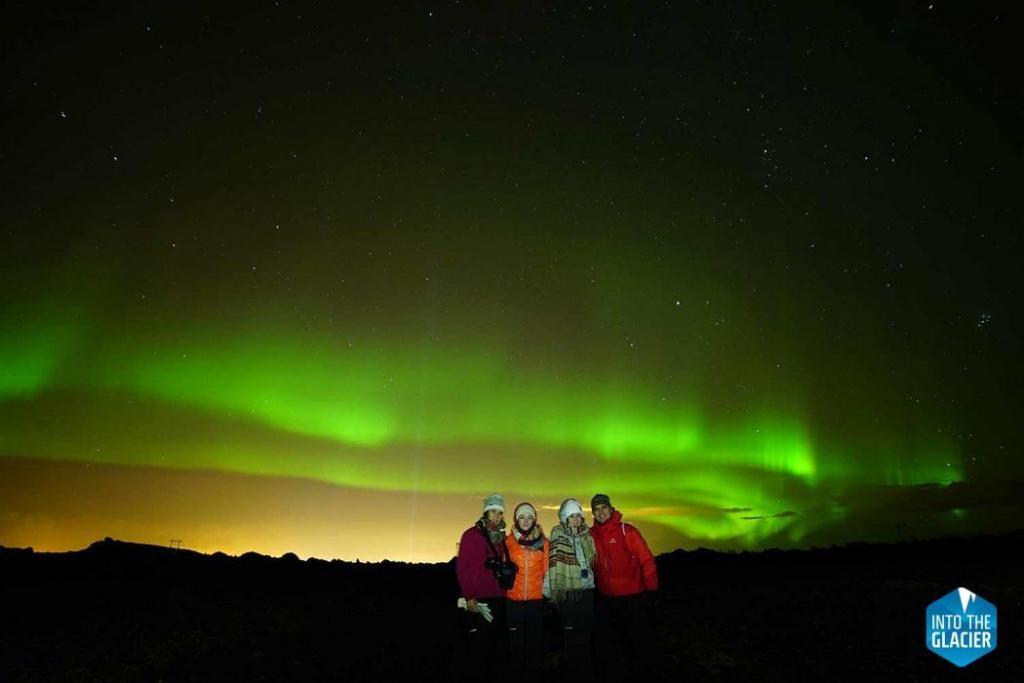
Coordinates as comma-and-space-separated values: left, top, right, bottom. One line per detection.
2, 2, 1022, 561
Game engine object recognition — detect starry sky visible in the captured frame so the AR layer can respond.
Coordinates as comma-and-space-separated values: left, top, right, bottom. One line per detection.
2, 1, 1021, 561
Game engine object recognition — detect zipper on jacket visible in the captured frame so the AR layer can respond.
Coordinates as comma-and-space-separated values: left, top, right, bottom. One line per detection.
523, 545, 529, 599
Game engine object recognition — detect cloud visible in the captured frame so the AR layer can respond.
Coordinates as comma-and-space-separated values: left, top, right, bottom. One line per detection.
832, 480, 1024, 516
740, 510, 797, 520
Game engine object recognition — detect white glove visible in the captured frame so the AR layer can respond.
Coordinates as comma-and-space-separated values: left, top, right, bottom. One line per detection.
456, 597, 494, 622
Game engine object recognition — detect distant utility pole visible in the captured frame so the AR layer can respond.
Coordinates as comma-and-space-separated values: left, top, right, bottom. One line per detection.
169, 539, 182, 550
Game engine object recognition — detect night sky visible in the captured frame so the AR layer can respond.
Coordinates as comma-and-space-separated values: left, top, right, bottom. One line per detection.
2, 1, 1021, 561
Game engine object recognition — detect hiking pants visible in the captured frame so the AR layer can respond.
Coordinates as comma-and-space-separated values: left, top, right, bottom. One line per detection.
555, 590, 595, 676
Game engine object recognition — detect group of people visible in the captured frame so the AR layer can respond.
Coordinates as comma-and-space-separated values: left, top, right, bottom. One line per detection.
455, 492, 659, 679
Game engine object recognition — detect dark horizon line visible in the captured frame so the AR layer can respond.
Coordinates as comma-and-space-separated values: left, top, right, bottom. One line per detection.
4, 529, 1023, 567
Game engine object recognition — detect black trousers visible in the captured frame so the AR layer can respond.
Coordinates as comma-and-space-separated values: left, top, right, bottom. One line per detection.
555, 590, 595, 676
505, 598, 545, 675
454, 597, 507, 682
594, 592, 657, 679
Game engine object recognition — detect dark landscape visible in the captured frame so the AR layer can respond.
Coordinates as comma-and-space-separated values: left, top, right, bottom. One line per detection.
2, 532, 1020, 682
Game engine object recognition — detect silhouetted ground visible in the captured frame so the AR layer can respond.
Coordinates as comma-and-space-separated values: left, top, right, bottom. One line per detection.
1, 533, 1020, 681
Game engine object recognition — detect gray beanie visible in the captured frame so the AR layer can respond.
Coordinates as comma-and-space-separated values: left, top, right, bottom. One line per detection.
482, 493, 505, 514
590, 493, 612, 510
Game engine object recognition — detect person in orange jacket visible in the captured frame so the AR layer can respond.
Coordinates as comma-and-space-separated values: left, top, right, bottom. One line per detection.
504, 502, 550, 676
590, 493, 660, 677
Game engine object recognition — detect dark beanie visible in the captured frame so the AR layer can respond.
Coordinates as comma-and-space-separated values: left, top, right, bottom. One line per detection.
590, 493, 612, 510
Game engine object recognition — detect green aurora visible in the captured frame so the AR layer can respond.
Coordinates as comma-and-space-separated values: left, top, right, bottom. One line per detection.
1, 303, 963, 546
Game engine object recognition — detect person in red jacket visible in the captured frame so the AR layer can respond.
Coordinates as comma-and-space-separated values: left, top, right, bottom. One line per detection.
454, 493, 510, 680
590, 493, 660, 677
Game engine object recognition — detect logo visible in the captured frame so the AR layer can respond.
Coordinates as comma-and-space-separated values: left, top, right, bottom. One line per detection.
926, 587, 997, 667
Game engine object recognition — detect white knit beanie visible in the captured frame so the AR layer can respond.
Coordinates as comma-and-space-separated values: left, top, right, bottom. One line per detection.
513, 502, 537, 520
558, 498, 584, 524
482, 493, 505, 514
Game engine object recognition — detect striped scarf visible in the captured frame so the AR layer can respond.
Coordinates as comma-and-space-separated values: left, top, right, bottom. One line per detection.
547, 522, 595, 603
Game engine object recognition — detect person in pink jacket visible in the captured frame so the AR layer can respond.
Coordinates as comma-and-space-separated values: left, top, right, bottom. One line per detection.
455, 493, 510, 679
